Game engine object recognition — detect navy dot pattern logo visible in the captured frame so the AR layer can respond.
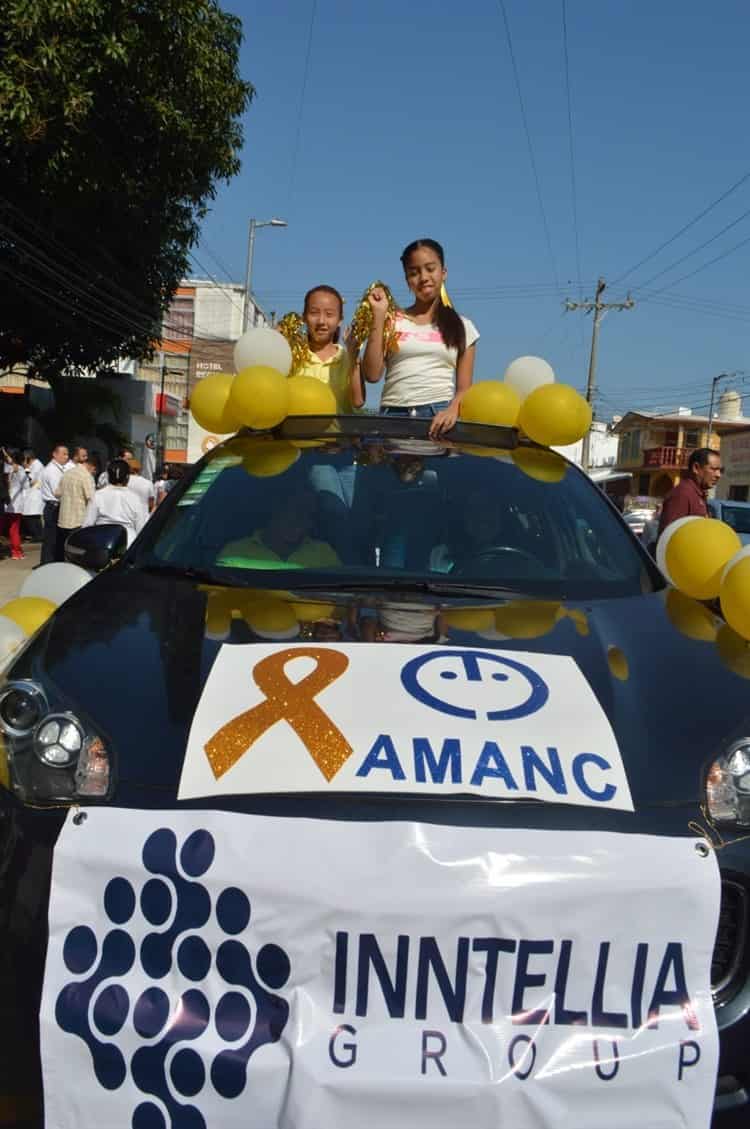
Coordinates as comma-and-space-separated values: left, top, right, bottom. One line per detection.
55, 828, 291, 1128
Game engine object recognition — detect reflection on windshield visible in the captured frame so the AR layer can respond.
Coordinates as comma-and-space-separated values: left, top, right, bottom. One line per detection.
141, 437, 653, 599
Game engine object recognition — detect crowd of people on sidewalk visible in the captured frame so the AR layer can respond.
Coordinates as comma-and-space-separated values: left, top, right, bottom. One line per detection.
1, 442, 183, 564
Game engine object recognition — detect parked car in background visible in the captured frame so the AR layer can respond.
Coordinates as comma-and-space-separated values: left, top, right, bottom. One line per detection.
708, 499, 750, 546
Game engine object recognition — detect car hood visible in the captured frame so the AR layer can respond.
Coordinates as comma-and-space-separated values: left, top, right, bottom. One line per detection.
9, 568, 750, 811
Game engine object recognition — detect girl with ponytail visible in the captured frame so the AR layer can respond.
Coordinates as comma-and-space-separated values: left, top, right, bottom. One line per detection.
361, 239, 479, 438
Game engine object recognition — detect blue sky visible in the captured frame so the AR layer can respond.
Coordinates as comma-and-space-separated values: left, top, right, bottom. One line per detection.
195, 0, 750, 420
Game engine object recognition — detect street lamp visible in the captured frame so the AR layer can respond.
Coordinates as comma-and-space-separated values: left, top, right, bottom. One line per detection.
243, 217, 287, 331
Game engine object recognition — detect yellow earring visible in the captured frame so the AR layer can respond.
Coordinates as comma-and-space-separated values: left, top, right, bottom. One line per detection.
440, 282, 452, 308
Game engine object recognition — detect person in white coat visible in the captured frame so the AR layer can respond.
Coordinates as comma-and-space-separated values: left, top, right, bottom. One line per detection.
20, 449, 44, 541
83, 459, 147, 547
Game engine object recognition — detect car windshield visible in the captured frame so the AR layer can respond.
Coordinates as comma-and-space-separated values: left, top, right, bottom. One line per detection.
720, 504, 750, 535
134, 431, 657, 599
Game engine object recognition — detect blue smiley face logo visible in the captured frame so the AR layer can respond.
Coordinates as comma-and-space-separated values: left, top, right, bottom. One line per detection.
400, 649, 549, 721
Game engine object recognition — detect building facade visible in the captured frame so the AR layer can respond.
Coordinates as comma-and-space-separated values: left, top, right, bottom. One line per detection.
714, 428, 750, 501
613, 409, 750, 499
135, 279, 267, 463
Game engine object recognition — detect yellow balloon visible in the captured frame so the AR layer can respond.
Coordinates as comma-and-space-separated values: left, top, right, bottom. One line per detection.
511, 447, 567, 483
607, 646, 629, 681
291, 601, 337, 623
0, 596, 57, 635
664, 589, 718, 643
287, 376, 337, 416
665, 519, 741, 601
444, 607, 496, 632
459, 381, 521, 427
518, 383, 592, 447
720, 551, 750, 640
244, 597, 299, 638
190, 373, 240, 434
229, 365, 289, 429
494, 600, 561, 639
717, 623, 750, 679
559, 607, 590, 636
241, 441, 300, 478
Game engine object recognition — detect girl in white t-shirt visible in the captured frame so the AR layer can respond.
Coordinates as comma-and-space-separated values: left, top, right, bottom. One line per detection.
361, 238, 479, 438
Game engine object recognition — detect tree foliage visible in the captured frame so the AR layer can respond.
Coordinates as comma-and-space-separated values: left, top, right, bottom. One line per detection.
0, 0, 253, 376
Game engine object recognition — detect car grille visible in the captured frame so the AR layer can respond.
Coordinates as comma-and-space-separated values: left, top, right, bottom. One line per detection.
712, 878, 748, 1002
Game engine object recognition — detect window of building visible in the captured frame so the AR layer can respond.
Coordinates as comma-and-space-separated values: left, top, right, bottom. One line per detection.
165, 296, 194, 340
685, 430, 700, 448
729, 485, 749, 501
638, 474, 650, 495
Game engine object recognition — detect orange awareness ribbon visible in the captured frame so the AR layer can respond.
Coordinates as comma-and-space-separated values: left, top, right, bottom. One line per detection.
204, 647, 352, 783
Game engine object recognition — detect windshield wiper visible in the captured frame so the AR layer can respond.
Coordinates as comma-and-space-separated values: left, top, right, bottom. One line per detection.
277, 578, 536, 599
133, 561, 245, 586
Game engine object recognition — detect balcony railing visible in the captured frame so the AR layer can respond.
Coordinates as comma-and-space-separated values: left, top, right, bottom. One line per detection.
643, 446, 692, 468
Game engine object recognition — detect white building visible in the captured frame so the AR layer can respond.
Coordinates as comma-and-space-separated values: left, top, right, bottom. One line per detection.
553, 418, 620, 473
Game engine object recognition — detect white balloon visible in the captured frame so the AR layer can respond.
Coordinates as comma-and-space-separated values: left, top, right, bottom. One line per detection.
20, 562, 91, 606
0, 614, 26, 673
234, 327, 293, 376
503, 355, 555, 399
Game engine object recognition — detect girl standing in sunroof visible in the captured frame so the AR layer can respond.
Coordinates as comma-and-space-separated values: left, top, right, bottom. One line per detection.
361, 238, 479, 438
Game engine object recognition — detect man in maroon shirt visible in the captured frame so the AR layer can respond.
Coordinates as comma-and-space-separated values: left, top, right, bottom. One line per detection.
658, 448, 722, 535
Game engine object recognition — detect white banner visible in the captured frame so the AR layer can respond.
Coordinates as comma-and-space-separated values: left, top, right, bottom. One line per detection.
187, 415, 232, 463
42, 810, 719, 1129
179, 643, 634, 810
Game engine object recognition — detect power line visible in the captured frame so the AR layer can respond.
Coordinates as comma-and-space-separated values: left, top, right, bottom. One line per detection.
561, 0, 583, 299
287, 0, 318, 207
610, 167, 750, 286
642, 231, 750, 297
630, 205, 750, 293
497, 0, 560, 291
188, 251, 247, 320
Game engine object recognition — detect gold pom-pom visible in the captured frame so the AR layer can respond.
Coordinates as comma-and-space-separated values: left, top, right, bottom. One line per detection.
349, 281, 400, 355
276, 312, 310, 377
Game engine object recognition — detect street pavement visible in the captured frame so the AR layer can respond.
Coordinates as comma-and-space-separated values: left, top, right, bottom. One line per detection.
0, 545, 41, 604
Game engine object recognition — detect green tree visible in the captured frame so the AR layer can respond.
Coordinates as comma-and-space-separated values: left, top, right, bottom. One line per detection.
0, 0, 253, 376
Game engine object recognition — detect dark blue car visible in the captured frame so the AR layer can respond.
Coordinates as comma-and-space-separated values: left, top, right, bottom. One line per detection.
1, 415, 748, 1128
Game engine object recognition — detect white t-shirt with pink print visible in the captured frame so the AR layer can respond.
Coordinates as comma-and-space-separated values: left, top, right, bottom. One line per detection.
380, 312, 480, 408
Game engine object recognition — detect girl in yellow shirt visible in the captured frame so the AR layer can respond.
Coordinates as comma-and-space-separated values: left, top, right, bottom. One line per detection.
296, 285, 364, 412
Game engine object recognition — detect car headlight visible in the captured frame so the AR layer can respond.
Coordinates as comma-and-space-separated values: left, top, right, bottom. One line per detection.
706, 741, 750, 826
0, 678, 113, 803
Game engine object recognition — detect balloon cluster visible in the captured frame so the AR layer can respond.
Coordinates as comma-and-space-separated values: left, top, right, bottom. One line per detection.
203, 588, 336, 640
0, 563, 92, 672
657, 515, 750, 641
459, 355, 592, 448
189, 327, 337, 439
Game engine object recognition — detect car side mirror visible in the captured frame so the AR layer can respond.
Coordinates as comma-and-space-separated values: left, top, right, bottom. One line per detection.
64, 525, 127, 571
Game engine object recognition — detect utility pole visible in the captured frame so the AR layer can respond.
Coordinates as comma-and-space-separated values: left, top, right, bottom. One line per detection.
156, 351, 167, 468
565, 278, 635, 473
242, 217, 288, 332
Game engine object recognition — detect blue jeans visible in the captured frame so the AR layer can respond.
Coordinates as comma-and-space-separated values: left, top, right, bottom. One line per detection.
380, 401, 450, 418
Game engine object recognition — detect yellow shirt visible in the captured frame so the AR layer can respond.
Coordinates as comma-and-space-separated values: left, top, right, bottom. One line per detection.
298, 345, 353, 412
218, 530, 341, 570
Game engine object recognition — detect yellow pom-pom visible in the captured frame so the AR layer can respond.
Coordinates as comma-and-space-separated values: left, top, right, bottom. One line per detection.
664, 589, 718, 642
190, 373, 240, 434
349, 281, 400, 354
720, 546, 750, 640
459, 381, 521, 427
0, 596, 57, 635
511, 447, 567, 483
658, 517, 740, 600
276, 312, 310, 377
229, 365, 289, 430
518, 383, 592, 447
